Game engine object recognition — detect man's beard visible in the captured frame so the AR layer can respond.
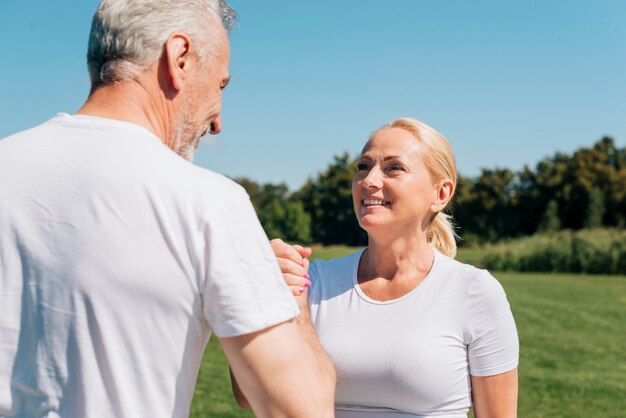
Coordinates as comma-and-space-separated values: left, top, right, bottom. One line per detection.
172, 99, 206, 161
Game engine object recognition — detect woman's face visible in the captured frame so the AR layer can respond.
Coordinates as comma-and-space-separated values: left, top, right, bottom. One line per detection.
352, 127, 438, 234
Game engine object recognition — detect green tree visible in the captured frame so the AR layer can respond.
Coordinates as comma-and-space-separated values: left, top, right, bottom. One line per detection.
584, 187, 605, 229
233, 177, 312, 243
258, 199, 312, 243
453, 168, 519, 243
538, 199, 561, 232
281, 200, 312, 243
297, 153, 366, 246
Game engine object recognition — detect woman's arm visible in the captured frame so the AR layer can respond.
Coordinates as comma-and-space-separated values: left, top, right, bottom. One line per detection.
471, 368, 518, 418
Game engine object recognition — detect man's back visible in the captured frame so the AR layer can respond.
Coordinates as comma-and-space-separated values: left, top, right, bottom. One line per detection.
0, 114, 299, 417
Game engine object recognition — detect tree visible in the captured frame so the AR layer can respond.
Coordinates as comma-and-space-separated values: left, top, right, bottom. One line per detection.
297, 153, 366, 246
258, 199, 312, 243
237, 136, 624, 246
538, 200, 561, 232
233, 177, 312, 243
453, 168, 519, 243
584, 187, 605, 229
282, 201, 312, 243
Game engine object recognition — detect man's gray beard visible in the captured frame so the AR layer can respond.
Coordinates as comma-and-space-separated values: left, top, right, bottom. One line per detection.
172, 107, 201, 162
174, 130, 200, 162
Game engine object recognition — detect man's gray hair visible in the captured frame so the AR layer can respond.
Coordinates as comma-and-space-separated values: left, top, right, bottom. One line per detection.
87, 0, 236, 87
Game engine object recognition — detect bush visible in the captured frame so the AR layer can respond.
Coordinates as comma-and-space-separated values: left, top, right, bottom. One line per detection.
481, 228, 626, 275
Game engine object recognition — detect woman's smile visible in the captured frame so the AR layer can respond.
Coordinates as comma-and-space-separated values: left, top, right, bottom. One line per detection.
362, 199, 391, 208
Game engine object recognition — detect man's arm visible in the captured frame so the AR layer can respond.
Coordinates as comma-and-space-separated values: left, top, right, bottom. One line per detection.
268, 240, 333, 381
229, 239, 334, 413
220, 318, 335, 417
471, 368, 518, 418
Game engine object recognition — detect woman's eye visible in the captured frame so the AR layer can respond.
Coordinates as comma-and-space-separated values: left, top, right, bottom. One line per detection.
356, 163, 370, 171
386, 164, 405, 173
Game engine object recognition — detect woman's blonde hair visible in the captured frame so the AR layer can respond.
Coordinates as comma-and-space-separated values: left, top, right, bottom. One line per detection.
370, 117, 459, 258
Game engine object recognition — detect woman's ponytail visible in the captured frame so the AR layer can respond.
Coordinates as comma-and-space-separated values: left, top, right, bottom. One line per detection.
427, 212, 458, 258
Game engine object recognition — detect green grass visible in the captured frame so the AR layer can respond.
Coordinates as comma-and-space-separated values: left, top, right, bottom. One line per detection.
499, 272, 626, 418
190, 246, 626, 417
309, 244, 362, 260
310, 244, 489, 265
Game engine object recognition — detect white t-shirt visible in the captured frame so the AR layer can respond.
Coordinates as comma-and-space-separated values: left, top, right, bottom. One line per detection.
308, 249, 518, 418
0, 114, 299, 418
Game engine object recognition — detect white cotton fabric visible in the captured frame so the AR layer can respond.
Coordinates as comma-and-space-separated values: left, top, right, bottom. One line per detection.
0, 114, 299, 418
308, 249, 518, 417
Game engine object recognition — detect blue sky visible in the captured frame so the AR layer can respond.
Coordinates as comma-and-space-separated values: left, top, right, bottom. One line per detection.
1, 1, 624, 189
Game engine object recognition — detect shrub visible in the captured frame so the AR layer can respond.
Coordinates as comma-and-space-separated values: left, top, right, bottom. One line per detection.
481, 228, 626, 275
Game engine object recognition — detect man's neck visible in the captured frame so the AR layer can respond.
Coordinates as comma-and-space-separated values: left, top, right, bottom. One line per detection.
76, 76, 174, 147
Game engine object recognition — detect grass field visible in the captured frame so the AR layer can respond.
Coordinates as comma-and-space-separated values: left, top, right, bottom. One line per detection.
190, 246, 626, 417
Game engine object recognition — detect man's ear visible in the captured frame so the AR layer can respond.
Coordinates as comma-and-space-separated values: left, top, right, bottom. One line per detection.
164, 33, 193, 92
431, 179, 455, 212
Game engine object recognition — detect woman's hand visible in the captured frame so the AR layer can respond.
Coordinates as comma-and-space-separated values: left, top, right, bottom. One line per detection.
270, 238, 312, 298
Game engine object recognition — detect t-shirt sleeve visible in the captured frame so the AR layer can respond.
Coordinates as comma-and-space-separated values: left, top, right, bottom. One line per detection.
201, 190, 299, 337
463, 270, 519, 376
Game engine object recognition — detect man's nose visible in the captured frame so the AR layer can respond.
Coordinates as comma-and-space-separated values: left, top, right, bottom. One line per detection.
209, 116, 222, 134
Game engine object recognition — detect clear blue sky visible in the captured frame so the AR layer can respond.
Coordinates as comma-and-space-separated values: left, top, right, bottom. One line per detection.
1, 0, 624, 190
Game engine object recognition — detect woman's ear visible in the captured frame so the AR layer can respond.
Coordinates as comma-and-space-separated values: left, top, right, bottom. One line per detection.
431, 179, 455, 212
163, 33, 193, 92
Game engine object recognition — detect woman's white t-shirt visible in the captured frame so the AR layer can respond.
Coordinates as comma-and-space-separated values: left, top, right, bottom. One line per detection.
308, 249, 519, 418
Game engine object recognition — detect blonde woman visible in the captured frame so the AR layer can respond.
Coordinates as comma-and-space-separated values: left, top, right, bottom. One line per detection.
239, 118, 519, 417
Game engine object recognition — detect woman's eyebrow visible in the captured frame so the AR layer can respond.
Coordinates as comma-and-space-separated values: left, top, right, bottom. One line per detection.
383, 155, 403, 161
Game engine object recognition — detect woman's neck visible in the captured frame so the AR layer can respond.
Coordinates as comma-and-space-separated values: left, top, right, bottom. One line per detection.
362, 232, 434, 282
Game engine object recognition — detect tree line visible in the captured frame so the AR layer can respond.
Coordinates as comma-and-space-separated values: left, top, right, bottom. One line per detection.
234, 136, 625, 246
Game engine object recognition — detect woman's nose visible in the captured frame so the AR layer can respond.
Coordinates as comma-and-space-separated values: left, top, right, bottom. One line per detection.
362, 166, 383, 189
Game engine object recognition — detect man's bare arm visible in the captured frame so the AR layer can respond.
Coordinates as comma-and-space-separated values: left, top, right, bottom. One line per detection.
229, 305, 331, 410
220, 318, 335, 418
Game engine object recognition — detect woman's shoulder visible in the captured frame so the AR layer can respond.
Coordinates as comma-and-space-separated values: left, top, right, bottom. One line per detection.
308, 248, 365, 293
434, 250, 506, 298
310, 248, 364, 278
435, 250, 486, 281
435, 253, 511, 316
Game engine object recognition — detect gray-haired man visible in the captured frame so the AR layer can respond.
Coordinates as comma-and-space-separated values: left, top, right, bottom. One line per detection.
0, 1, 334, 417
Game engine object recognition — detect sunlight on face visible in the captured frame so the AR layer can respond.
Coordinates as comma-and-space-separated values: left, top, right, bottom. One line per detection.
172, 27, 231, 161
352, 127, 437, 234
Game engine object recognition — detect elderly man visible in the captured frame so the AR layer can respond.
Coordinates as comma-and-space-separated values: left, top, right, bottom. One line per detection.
0, 1, 334, 417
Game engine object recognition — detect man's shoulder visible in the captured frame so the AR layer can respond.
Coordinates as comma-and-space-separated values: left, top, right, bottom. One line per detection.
0, 113, 249, 209
0, 116, 56, 145
180, 163, 247, 200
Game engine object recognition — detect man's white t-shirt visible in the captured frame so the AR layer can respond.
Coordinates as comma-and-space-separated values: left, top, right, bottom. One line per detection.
308, 249, 519, 418
0, 114, 299, 417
